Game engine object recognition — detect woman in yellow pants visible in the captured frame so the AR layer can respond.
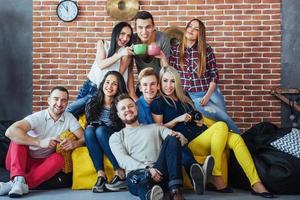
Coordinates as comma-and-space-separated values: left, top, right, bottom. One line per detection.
151, 66, 273, 198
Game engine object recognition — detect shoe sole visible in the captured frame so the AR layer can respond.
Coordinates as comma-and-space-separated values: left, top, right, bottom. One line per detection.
203, 156, 214, 184
92, 186, 104, 193
8, 191, 28, 198
150, 185, 164, 200
105, 183, 128, 192
190, 164, 205, 195
9, 193, 22, 198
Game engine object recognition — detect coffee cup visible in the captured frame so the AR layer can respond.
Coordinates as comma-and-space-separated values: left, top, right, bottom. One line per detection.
132, 44, 147, 55
147, 44, 161, 56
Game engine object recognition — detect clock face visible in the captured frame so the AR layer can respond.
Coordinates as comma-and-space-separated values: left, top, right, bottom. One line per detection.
56, 0, 79, 22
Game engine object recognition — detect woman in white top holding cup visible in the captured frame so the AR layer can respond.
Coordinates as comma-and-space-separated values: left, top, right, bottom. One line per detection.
67, 22, 133, 118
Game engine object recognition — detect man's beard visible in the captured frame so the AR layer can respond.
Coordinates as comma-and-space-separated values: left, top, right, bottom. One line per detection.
49, 106, 64, 117
122, 115, 138, 125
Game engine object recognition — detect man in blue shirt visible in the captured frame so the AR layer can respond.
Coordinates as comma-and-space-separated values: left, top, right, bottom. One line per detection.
136, 67, 159, 124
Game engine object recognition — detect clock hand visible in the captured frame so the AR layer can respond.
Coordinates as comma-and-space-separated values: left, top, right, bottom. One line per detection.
62, 4, 68, 12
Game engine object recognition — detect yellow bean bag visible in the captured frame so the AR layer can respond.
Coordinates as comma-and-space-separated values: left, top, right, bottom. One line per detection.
72, 147, 115, 189
72, 115, 229, 189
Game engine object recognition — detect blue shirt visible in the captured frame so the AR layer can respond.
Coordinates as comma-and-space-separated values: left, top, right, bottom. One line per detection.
136, 95, 154, 124
151, 96, 207, 142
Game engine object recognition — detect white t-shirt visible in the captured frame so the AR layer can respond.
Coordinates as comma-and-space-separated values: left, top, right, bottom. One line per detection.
25, 109, 81, 158
87, 40, 128, 87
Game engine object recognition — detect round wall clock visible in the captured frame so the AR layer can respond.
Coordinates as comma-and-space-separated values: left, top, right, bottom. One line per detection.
56, 0, 79, 22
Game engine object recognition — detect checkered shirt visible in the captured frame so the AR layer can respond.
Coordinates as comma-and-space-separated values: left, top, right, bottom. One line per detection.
169, 44, 219, 92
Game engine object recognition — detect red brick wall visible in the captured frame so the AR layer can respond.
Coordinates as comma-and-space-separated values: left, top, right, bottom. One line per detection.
32, 0, 281, 132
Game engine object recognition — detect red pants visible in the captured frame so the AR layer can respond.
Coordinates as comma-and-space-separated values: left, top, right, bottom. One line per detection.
5, 142, 64, 189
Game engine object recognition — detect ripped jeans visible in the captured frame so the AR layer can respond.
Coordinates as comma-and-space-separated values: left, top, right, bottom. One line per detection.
188, 87, 240, 134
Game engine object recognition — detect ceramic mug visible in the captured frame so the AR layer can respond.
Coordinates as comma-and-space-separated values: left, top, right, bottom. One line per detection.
132, 44, 147, 55
147, 44, 161, 56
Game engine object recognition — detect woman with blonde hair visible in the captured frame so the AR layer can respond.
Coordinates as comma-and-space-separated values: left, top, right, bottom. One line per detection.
151, 66, 273, 198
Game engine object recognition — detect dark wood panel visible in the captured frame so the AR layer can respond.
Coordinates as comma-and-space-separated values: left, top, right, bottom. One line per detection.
0, 0, 32, 120
281, 0, 300, 128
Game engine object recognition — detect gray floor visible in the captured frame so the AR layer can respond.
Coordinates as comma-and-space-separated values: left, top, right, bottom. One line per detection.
0, 188, 299, 200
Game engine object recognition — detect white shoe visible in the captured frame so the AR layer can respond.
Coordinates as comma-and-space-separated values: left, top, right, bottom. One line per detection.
147, 185, 164, 200
8, 177, 29, 198
105, 175, 127, 191
202, 155, 214, 184
190, 163, 205, 195
0, 181, 13, 196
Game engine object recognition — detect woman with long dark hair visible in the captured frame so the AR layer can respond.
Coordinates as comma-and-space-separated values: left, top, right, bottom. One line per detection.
169, 18, 240, 134
151, 66, 273, 198
67, 22, 133, 118
84, 71, 127, 193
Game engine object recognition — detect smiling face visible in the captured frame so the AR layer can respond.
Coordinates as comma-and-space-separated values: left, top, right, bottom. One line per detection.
139, 75, 159, 103
161, 72, 176, 97
185, 20, 200, 42
116, 98, 138, 125
135, 18, 155, 43
117, 26, 132, 47
48, 89, 68, 117
103, 74, 118, 97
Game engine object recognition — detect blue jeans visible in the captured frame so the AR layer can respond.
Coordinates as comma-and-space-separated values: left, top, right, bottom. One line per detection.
188, 87, 241, 134
84, 126, 120, 171
67, 79, 97, 118
181, 145, 197, 178
126, 136, 183, 200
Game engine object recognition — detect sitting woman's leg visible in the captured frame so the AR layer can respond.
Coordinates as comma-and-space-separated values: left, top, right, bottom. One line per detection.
94, 126, 124, 177
95, 126, 127, 191
227, 132, 270, 193
67, 79, 97, 117
84, 126, 105, 175
188, 121, 228, 190
189, 89, 241, 134
84, 126, 106, 193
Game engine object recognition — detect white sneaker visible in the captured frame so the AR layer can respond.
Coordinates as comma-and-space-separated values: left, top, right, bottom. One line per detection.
202, 155, 214, 184
190, 163, 205, 194
0, 181, 13, 196
147, 185, 164, 200
105, 175, 127, 191
8, 177, 29, 198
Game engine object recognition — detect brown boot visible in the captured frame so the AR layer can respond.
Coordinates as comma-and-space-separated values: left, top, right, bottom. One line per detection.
169, 188, 185, 200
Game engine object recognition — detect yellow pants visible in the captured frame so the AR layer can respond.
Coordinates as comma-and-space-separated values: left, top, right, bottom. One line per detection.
188, 122, 261, 186
226, 132, 260, 186
188, 121, 228, 176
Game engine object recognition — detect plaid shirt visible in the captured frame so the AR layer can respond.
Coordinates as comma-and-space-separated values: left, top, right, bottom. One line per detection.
169, 44, 219, 92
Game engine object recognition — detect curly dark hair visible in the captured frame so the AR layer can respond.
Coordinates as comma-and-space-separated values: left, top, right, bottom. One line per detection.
85, 71, 127, 131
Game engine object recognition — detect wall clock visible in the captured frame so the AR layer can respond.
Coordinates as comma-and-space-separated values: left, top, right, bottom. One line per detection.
56, 0, 79, 22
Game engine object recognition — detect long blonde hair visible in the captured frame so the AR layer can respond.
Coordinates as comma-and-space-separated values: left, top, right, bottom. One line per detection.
179, 19, 207, 76
159, 66, 195, 111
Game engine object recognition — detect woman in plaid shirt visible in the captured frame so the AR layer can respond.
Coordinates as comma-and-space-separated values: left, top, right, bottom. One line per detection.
169, 19, 240, 134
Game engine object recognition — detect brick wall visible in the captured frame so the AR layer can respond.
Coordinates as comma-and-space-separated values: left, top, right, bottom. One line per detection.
32, 0, 281, 132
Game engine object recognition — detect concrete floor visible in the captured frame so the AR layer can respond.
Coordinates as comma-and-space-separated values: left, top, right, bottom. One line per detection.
0, 188, 299, 200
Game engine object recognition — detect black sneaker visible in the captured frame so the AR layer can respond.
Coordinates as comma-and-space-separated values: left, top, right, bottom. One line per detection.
92, 176, 106, 193
105, 175, 127, 191
190, 163, 205, 195
202, 155, 214, 184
